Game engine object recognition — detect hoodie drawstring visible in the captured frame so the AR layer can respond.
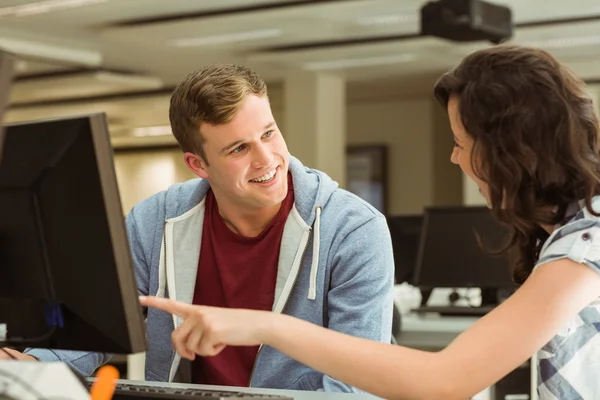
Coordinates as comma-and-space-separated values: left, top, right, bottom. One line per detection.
308, 206, 321, 300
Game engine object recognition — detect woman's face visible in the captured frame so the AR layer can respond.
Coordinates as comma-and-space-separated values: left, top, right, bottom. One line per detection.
447, 95, 490, 207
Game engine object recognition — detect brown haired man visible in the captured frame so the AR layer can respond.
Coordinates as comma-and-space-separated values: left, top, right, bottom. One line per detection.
20, 64, 396, 393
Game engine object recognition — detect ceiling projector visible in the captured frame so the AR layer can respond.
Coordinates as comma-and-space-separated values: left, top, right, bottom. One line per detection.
421, 0, 513, 44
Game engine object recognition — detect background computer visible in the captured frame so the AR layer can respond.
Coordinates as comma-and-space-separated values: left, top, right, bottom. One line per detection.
0, 49, 15, 165
386, 215, 423, 340
412, 205, 517, 316
0, 113, 147, 353
386, 214, 423, 285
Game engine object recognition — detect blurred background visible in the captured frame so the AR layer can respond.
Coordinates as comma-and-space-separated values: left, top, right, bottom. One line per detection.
6, 0, 600, 215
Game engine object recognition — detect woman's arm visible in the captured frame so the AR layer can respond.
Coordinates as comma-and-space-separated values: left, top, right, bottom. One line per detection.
264, 259, 600, 399
140, 258, 600, 400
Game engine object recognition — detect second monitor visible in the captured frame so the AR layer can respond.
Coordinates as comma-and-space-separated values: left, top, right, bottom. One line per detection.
387, 215, 423, 285
413, 205, 516, 308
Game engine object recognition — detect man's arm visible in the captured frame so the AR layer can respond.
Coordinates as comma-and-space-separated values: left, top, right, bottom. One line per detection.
319, 214, 395, 392
24, 208, 150, 376
22, 348, 113, 376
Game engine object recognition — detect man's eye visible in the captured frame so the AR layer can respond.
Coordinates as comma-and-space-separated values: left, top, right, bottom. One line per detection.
231, 145, 246, 154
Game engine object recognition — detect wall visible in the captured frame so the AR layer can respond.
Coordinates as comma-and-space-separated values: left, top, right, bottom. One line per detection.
114, 148, 196, 214
346, 98, 435, 215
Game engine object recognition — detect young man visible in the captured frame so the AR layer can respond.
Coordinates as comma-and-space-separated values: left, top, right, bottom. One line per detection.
9, 64, 395, 392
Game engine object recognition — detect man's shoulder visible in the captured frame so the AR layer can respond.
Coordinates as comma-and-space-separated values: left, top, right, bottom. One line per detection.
325, 187, 384, 219
129, 178, 205, 221
317, 187, 388, 240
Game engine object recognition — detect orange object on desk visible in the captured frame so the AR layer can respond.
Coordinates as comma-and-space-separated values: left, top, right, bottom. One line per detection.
90, 365, 120, 400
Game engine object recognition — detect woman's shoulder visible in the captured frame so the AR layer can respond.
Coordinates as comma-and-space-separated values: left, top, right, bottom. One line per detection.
535, 197, 600, 270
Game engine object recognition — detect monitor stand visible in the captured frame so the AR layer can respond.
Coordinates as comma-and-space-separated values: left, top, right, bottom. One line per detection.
480, 287, 502, 307
419, 288, 434, 307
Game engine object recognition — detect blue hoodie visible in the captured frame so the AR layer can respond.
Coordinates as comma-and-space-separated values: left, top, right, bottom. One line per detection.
26, 155, 395, 393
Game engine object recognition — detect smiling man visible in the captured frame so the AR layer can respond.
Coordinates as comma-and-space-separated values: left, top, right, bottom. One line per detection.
19, 64, 395, 393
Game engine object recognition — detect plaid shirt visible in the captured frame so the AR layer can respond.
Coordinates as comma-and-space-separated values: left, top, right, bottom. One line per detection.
533, 198, 600, 399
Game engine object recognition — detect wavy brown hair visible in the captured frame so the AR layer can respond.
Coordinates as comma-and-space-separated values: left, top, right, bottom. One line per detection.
433, 45, 600, 284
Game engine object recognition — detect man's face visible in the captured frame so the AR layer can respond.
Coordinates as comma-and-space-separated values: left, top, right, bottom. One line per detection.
189, 94, 290, 211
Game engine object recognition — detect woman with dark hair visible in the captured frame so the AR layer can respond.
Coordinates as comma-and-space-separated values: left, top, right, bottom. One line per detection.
141, 45, 600, 400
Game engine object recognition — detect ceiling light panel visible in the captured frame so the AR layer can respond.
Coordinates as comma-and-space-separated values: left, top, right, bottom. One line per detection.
0, 0, 110, 18
0, 36, 102, 66
169, 28, 282, 48
303, 54, 417, 71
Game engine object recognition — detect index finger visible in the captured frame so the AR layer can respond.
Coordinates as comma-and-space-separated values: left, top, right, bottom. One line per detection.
139, 296, 191, 318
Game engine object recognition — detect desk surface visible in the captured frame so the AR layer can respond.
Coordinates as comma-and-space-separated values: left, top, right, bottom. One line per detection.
402, 313, 479, 332
117, 379, 380, 400
396, 313, 478, 349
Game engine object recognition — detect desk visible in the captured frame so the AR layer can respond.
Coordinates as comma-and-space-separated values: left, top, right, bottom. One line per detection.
114, 379, 379, 400
396, 314, 477, 350
396, 313, 537, 400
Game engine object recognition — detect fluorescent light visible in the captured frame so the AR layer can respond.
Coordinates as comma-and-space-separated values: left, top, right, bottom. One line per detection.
169, 29, 282, 48
303, 54, 416, 71
111, 134, 178, 149
132, 125, 172, 137
94, 72, 163, 88
357, 14, 418, 26
0, 37, 102, 66
14, 60, 28, 73
523, 36, 600, 49
0, 0, 110, 18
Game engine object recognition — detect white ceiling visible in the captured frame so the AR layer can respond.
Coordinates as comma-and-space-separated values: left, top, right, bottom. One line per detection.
2, 0, 600, 143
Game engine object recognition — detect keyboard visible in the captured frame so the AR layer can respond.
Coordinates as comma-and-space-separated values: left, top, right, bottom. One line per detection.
89, 382, 293, 400
411, 305, 494, 317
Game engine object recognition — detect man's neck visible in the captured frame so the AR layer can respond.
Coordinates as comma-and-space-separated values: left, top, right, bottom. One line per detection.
216, 200, 283, 238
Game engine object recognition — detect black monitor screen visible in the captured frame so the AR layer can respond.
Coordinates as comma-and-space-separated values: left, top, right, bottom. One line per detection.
413, 206, 515, 290
0, 114, 146, 354
387, 215, 423, 284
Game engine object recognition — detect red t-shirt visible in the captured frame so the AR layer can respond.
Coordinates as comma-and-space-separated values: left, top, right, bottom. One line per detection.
191, 174, 294, 387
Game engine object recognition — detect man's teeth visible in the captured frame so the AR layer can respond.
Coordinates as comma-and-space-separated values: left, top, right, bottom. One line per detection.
251, 169, 276, 183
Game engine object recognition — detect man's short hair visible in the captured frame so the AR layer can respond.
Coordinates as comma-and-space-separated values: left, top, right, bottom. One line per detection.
169, 64, 268, 163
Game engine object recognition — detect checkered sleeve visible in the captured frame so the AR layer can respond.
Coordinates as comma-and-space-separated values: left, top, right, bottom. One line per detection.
533, 205, 600, 399
535, 216, 600, 274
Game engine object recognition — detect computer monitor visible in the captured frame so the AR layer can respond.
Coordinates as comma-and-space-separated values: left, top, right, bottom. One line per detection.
386, 215, 423, 284
0, 50, 15, 164
0, 113, 147, 354
413, 205, 516, 306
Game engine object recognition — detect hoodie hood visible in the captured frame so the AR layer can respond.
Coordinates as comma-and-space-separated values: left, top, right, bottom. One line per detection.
288, 155, 339, 225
